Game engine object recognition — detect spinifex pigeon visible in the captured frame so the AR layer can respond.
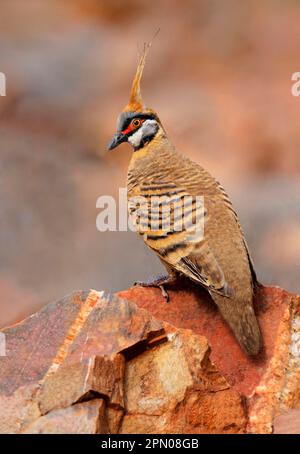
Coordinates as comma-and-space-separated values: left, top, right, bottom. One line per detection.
108, 46, 262, 356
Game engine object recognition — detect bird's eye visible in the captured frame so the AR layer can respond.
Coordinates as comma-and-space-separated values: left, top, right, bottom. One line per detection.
132, 118, 141, 128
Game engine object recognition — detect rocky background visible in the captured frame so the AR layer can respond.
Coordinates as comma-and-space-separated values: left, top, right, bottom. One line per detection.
1, 0, 300, 327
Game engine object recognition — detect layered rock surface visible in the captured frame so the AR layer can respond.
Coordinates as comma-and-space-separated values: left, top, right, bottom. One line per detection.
0, 283, 299, 434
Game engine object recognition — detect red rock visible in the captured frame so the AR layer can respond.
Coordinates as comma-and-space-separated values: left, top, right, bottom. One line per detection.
0, 291, 91, 396
120, 328, 247, 434
119, 284, 288, 393
118, 282, 300, 433
0, 285, 299, 434
0, 290, 165, 433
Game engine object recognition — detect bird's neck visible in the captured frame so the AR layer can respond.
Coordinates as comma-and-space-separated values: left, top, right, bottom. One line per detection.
127, 130, 175, 193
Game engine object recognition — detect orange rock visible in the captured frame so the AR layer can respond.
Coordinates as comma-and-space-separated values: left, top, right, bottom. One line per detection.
120, 328, 246, 434
0, 284, 299, 434
119, 282, 300, 433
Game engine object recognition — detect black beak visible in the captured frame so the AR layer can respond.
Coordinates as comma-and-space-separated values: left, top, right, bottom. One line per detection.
107, 132, 127, 151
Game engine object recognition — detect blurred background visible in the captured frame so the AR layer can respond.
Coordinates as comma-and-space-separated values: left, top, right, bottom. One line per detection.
1, 0, 300, 328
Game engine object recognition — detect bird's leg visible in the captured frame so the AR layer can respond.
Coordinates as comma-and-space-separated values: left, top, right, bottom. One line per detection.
134, 274, 176, 303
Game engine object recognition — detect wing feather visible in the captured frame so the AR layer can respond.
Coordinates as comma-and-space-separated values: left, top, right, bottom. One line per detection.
129, 180, 233, 297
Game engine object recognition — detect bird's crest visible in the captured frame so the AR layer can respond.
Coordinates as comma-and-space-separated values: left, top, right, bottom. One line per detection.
123, 31, 159, 113
123, 44, 148, 112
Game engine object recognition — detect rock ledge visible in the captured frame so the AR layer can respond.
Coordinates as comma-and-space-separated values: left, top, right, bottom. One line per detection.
0, 283, 299, 434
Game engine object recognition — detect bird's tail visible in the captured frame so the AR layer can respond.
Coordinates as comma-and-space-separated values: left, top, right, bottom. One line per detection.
211, 293, 262, 356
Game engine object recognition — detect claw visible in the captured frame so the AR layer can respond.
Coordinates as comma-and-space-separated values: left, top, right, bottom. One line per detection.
133, 274, 176, 303
159, 285, 170, 303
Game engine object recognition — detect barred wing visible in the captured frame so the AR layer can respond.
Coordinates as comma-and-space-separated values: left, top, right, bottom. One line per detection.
128, 181, 233, 297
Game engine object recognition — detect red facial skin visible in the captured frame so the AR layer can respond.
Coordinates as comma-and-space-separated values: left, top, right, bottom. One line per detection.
121, 119, 145, 136
122, 125, 134, 135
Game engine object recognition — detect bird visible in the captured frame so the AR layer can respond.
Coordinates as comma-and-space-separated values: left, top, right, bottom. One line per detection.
107, 44, 262, 356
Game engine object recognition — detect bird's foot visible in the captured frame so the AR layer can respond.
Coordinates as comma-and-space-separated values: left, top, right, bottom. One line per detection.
134, 274, 176, 303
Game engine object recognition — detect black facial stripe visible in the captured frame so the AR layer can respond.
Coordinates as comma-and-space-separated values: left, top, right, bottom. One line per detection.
135, 113, 158, 121
118, 112, 158, 132
133, 123, 159, 151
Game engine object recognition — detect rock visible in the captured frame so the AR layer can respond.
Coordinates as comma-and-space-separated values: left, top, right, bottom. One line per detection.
273, 408, 300, 434
38, 354, 125, 415
0, 284, 299, 434
0, 384, 40, 434
120, 328, 247, 434
23, 399, 107, 434
119, 282, 300, 433
0, 290, 163, 433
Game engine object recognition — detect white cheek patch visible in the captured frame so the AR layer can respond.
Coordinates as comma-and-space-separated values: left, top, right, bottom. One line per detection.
128, 120, 158, 148
128, 127, 145, 148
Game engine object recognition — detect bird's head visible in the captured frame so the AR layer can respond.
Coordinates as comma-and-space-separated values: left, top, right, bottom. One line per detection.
107, 44, 163, 152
